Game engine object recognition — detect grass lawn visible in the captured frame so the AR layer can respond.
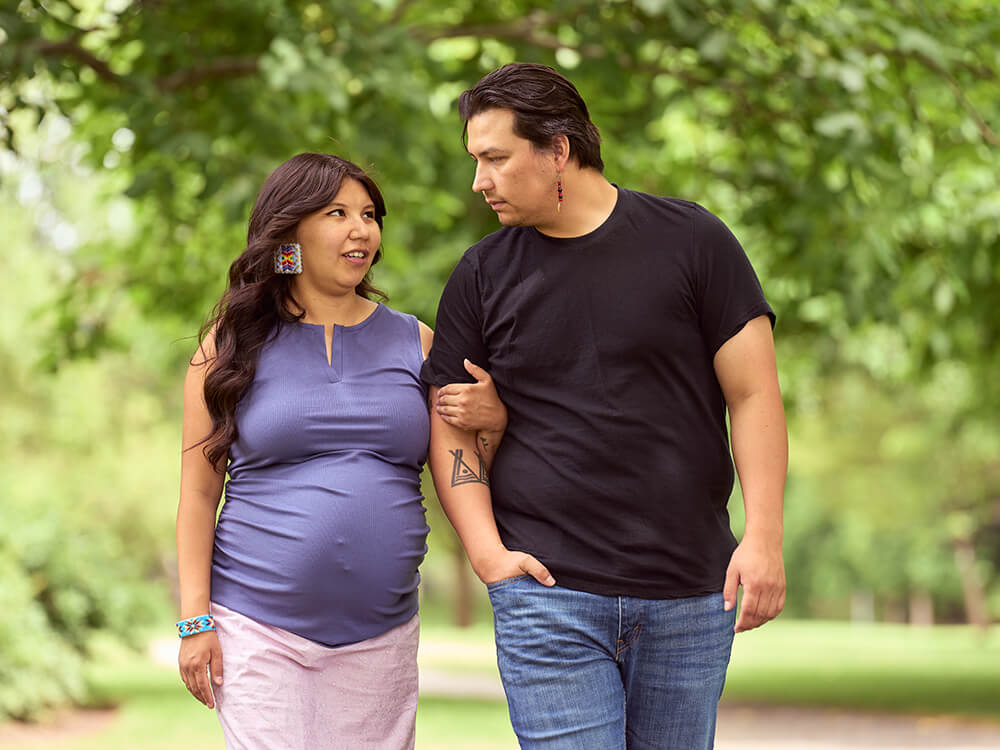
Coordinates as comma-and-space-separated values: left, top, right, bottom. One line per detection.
0, 619, 996, 749
724, 620, 1000, 717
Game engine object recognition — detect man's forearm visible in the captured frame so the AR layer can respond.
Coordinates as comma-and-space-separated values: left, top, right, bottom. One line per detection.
729, 389, 787, 539
428, 390, 507, 578
475, 428, 504, 470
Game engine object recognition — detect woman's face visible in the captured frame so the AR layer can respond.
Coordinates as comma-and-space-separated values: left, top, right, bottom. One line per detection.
293, 178, 381, 296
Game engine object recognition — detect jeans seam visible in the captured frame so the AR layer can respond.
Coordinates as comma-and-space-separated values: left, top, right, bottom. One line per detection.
486, 573, 529, 591
615, 597, 624, 660
616, 598, 643, 660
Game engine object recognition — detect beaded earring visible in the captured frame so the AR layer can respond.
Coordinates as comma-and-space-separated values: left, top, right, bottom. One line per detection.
274, 242, 303, 274
556, 173, 563, 212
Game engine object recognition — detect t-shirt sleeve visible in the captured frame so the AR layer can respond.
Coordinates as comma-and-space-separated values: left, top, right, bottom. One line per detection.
420, 254, 489, 387
691, 205, 775, 356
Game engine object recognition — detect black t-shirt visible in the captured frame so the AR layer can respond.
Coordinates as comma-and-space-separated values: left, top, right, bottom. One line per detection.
421, 187, 774, 598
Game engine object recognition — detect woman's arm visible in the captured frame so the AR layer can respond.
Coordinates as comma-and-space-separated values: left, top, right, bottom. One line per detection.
176, 335, 226, 708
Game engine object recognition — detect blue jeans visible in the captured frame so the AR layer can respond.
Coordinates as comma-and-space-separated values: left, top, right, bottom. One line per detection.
487, 576, 735, 750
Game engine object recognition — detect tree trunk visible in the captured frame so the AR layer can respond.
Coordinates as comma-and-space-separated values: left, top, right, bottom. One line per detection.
453, 543, 473, 628
909, 591, 934, 626
952, 537, 989, 630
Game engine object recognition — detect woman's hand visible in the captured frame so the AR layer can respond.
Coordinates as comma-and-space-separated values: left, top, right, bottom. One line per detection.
435, 360, 507, 433
178, 630, 224, 708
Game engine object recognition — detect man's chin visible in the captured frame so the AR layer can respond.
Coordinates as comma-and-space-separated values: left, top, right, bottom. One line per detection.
496, 213, 526, 227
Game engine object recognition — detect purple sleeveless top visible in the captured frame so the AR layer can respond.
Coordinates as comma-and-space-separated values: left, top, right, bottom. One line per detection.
210, 303, 430, 647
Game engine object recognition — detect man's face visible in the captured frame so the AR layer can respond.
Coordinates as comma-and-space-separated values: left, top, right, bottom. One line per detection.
466, 108, 558, 228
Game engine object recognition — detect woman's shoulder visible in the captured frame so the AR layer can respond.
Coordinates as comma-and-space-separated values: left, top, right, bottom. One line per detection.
189, 325, 218, 369
374, 304, 432, 359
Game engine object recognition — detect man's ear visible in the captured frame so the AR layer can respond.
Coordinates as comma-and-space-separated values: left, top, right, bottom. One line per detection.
551, 134, 571, 171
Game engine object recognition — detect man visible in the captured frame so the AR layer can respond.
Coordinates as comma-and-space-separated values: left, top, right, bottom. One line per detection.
422, 62, 786, 750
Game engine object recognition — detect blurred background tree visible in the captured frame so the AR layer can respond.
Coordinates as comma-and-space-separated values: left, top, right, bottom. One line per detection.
1, 0, 997, 721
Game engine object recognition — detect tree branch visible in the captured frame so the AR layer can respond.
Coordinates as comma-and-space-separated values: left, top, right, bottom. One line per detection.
24, 36, 259, 92
865, 45, 998, 147
156, 57, 259, 91
410, 11, 565, 51
32, 38, 128, 86
388, 0, 419, 25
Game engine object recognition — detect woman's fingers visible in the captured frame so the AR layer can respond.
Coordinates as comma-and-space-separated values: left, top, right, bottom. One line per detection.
179, 632, 222, 707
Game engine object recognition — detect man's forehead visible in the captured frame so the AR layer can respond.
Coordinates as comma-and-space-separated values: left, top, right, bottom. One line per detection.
466, 108, 525, 154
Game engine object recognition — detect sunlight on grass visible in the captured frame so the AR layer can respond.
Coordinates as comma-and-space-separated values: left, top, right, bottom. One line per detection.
2, 620, 997, 749
724, 621, 1000, 716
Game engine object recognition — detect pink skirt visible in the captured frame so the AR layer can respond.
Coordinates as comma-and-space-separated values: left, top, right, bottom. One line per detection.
210, 602, 419, 749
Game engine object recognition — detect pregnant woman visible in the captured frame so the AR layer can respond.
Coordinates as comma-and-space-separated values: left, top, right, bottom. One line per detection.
175, 153, 503, 749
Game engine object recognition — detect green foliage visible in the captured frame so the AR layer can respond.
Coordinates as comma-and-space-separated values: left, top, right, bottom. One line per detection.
0, 546, 85, 721
0, 3, 998, 722
4, 0, 997, 391
0, 164, 175, 721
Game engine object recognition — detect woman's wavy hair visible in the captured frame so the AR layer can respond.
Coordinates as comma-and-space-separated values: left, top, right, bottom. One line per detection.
195, 153, 387, 469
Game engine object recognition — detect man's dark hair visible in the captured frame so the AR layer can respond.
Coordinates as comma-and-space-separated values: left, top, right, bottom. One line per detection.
458, 63, 604, 172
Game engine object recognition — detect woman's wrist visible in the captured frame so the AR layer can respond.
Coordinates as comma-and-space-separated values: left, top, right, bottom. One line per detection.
176, 614, 216, 638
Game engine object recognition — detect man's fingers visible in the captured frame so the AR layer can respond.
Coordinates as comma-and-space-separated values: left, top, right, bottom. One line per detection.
519, 555, 556, 587
463, 359, 491, 383
722, 566, 739, 612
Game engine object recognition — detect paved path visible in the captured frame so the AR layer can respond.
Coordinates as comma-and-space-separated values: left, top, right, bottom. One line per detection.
420, 670, 1000, 749
4, 641, 995, 749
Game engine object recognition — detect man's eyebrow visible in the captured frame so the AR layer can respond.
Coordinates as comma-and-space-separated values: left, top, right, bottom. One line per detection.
467, 147, 507, 159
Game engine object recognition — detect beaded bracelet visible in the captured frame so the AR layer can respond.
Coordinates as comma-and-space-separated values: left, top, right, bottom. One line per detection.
176, 614, 216, 638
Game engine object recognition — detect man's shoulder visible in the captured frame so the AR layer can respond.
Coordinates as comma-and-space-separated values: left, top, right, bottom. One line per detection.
467, 224, 529, 253
457, 225, 532, 271
619, 187, 716, 223
619, 188, 737, 248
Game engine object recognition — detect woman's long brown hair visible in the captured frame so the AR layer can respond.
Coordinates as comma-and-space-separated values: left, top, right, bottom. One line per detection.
195, 153, 386, 469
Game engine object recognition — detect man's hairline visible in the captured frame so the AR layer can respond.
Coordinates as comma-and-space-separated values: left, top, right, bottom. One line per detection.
461, 105, 566, 160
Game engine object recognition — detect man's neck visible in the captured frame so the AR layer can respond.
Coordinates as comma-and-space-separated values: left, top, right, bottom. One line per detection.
534, 169, 618, 238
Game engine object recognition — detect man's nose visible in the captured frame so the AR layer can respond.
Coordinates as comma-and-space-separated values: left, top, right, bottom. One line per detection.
472, 164, 492, 193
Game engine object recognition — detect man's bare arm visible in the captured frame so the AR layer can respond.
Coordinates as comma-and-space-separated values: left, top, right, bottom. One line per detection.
428, 385, 553, 586
715, 315, 787, 633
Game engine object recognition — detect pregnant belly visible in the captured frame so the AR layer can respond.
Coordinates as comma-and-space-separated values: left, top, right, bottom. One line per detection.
212, 468, 429, 636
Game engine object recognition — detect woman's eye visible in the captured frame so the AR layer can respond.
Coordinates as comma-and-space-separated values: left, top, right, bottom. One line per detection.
326, 208, 345, 217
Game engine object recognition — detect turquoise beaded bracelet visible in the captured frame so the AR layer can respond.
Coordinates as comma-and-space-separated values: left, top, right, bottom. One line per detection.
176, 614, 216, 638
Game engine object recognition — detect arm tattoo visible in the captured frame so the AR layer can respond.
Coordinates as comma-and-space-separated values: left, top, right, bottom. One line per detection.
479, 436, 489, 452
449, 448, 490, 488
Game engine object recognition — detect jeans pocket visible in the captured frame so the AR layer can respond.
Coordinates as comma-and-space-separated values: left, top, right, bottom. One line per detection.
486, 573, 531, 592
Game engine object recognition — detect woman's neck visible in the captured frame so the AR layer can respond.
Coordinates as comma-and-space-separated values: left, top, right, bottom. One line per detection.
291, 290, 377, 327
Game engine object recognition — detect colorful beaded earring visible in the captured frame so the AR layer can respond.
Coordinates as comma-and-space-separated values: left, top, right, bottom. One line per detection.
274, 242, 303, 274
556, 173, 563, 212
